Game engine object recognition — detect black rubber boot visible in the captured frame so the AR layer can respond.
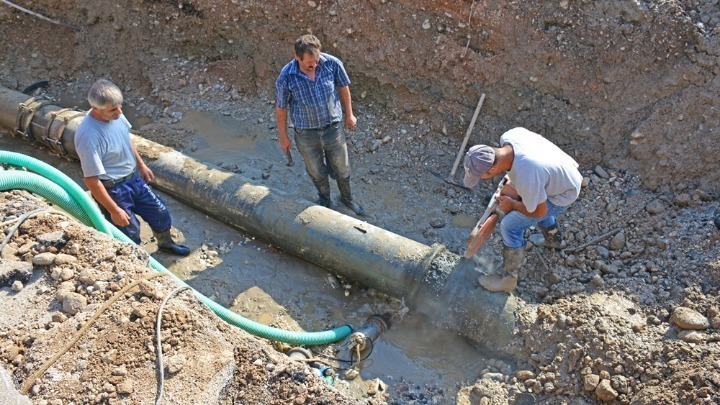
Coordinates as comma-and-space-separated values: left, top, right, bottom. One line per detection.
714, 207, 720, 230
336, 178, 365, 216
539, 223, 566, 249
478, 246, 524, 293
154, 231, 190, 256
312, 178, 332, 208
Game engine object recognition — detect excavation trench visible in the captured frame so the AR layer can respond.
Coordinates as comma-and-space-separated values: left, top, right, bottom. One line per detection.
0, 85, 519, 350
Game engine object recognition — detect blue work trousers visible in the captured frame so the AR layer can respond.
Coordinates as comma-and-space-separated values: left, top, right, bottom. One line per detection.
499, 200, 570, 248
97, 172, 172, 244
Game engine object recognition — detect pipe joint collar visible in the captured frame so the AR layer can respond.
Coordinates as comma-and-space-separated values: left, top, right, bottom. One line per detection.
15, 97, 52, 139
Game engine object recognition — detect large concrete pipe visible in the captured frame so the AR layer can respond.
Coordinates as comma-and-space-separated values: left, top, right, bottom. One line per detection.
0, 85, 519, 348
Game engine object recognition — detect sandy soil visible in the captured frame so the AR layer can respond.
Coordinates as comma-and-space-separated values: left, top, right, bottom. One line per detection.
1, 0, 720, 404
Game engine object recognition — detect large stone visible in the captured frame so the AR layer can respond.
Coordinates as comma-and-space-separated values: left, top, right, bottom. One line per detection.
611, 375, 629, 394
516, 370, 536, 381
32, 252, 56, 266
166, 354, 186, 375
481, 372, 505, 382
595, 379, 618, 401
594, 165, 610, 179
678, 330, 706, 343
609, 231, 626, 251
583, 374, 600, 391
62, 292, 87, 315
54, 253, 78, 265
674, 193, 691, 207
36, 231, 67, 248
644, 199, 666, 214
671, 307, 709, 330
709, 307, 720, 329
116, 379, 134, 395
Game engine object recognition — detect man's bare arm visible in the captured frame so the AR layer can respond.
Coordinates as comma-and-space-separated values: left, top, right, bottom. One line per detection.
276, 106, 291, 152
131, 138, 153, 183
337, 86, 356, 131
497, 196, 549, 218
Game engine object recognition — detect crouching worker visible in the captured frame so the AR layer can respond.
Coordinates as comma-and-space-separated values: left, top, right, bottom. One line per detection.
74, 79, 190, 256
463, 127, 582, 293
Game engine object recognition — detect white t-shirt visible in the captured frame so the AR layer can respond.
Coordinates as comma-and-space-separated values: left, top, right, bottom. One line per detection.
500, 127, 582, 212
75, 113, 135, 181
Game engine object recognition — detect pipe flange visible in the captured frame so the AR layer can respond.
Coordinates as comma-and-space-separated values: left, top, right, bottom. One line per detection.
365, 314, 390, 333
44, 108, 85, 156
286, 347, 313, 361
15, 98, 52, 139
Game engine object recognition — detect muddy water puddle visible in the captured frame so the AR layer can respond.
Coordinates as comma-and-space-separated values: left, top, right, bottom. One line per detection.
181, 110, 260, 158
452, 213, 479, 228
175, 110, 494, 396
1, 111, 496, 399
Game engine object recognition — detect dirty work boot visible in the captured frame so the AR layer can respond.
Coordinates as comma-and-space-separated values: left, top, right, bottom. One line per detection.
337, 178, 366, 216
312, 178, 332, 208
154, 231, 191, 256
478, 246, 524, 293
539, 223, 566, 250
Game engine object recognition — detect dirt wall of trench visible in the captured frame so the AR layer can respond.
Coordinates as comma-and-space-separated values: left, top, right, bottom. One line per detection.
0, 0, 719, 194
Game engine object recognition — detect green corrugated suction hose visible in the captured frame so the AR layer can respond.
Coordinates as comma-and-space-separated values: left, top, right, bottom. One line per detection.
0, 151, 112, 235
0, 151, 352, 345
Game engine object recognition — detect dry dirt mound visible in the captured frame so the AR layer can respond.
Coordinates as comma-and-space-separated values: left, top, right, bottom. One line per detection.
475, 166, 720, 403
0, 190, 365, 404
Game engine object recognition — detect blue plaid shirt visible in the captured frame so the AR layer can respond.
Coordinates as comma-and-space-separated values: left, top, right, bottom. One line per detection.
275, 53, 350, 130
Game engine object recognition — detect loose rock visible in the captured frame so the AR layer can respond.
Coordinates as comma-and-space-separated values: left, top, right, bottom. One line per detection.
62, 292, 87, 315
594, 379, 618, 401
671, 307, 709, 330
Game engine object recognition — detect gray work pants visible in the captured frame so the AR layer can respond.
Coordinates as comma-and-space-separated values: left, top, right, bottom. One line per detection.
293, 121, 351, 192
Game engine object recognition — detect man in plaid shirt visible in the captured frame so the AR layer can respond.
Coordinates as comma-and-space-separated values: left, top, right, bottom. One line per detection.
275, 34, 365, 216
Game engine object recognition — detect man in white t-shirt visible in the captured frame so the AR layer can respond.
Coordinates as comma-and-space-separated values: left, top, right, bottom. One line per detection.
74, 79, 190, 256
463, 127, 583, 293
